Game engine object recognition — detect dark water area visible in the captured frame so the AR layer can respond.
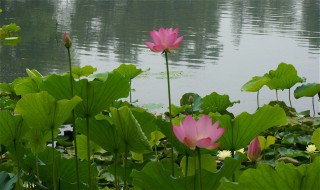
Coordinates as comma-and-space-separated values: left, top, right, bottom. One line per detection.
0, 0, 319, 114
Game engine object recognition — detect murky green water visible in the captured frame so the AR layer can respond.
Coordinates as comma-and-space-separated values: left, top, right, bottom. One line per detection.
0, 0, 319, 114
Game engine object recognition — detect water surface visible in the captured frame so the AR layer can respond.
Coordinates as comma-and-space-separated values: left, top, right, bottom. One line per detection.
0, 0, 319, 114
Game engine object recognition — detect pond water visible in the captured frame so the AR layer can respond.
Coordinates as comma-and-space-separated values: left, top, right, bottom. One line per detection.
0, 0, 319, 115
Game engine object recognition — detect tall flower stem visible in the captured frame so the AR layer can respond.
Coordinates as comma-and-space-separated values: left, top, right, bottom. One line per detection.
312, 97, 315, 117
185, 154, 189, 176
51, 128, 57, 190
289, 88, 293, 108
14, 141, 20, 190
86, 115, 92, 189
124, 144, 128, 190
257, 91, 260, 110
164, 51, 174, 176
197, 148, 202, 190
114, 151, 119, 190
67, 47, 80, 189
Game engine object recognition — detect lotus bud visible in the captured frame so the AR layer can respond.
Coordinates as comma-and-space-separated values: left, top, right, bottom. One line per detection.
247, 137, 261, 162
188, 95, 194, 104
62, 32, 72, 48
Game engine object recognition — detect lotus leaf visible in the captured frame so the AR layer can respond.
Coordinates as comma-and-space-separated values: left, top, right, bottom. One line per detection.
241, 74, 270, 92
266, 62, 303, 90
294, 83, 320, 98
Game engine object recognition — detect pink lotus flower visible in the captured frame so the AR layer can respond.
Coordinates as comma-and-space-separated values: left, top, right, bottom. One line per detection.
247, 137, 262, 162
173, 115, 224, 150
145, 27, 183, 53
62, 32, 72, 48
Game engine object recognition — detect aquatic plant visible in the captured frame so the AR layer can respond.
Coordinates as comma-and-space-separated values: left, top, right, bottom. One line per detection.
145, 27, 183, 176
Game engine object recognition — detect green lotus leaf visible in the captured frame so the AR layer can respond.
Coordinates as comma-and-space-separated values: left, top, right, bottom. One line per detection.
74, 134, 102, 160
40, 72, 130, 117
180, 93, 202, 112
258, 136, 276, 151
40, 74, 72, 100
71, 65, 97, 79
88, 71, 109, 81
266, 62, 303, 90
201, 92, 239, 114
113, 64, 143, 79
25, 127, 52, 154
13, 77, 40, 95
110, 106, 151, 153
131, 107, 158, 140
180, 154, 216, 176
38, 148, 98, 188
1, 23, 21, 33
76, 116, 125, 153
149, 130, 165, 147
294, 83, 320, 98
220, 158, 320, 190
0, 110, 27, 146
0, 82, 14, 94
131, 157, 241, 190
311, 128, 320, 150
15, 91, 82, 130
218, 105, 287, 150
170, 104, 190, 117
241, 75, 270, 92
0, 171, 17, 190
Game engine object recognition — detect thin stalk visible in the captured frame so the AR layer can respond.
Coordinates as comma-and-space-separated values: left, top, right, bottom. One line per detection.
129, 80, 132, 103
67, 47, 80, 189
312, 97, 315, 117
36, 153, 39, 178
124, 144, 128, 190
164, 51, 174, 176
193, 155, 196, 190
114, 151, 119, 190
14, 141, 20, 190
185, 155, 189, 176
155, 144, 158, 162
86, 116, 92, 189
231, 149, 235, 182
276, 90, 279, 102
257, 91, 260, 110
197, 148, 202, 190
289, 88, 292, 108
52, 129, 57, 190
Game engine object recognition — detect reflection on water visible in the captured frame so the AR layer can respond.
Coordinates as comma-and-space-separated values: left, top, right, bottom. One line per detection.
0, 0, 319, 114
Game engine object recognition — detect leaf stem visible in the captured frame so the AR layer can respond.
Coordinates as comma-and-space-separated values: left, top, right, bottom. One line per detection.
52, 128, 57, 190
257, 91, 260, 110
129, 79, 132, 103
164, 51, 174, 176
289, 88, 292, 108
197, 148, 202, 190
114, 151, 119, 190
185, 154, 189, 176
86, 116, 92, 189
14, 141, 20, 190
124, 144, 128, 190
312, 96, 315, 117
67, 47, 80, 190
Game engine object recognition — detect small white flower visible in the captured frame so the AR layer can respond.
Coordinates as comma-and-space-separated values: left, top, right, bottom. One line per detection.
306, 144, 317, 153
217, 150, 232, 160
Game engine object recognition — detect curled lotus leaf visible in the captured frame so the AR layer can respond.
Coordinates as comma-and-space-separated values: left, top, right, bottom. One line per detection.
294, 83, 320, 99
